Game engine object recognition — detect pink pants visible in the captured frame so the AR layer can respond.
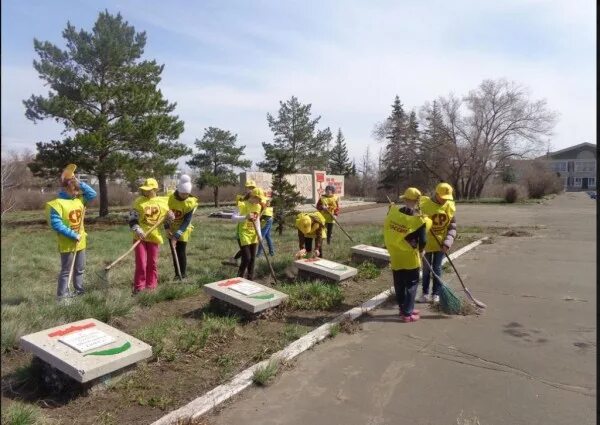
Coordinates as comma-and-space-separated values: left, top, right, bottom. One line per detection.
134, 241, 160, 292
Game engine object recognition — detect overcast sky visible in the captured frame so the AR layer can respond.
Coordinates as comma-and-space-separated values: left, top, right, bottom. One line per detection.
1, 0, 596, 168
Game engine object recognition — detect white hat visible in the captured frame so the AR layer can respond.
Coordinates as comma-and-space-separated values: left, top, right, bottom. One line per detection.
177, 174, 192, 194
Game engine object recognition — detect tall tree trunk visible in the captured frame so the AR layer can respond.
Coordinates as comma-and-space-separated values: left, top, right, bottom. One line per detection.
98, 173, 109, 217
214, 186, 219, 208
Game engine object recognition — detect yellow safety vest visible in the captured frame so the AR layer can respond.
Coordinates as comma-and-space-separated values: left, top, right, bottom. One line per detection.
238, 201, 262, 246
383, 206, 427, 270
297, 212, 327, 239
167, 195, 198, 242
46, 197, 87, 253
132, 195, 170, 244
319, 195, 338, 223
419, 196, 456, 252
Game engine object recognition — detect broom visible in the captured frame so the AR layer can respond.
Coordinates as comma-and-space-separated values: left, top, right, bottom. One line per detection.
421, 254, 463, 314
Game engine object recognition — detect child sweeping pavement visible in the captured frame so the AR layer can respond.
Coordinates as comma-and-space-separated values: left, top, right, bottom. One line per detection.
417, 182, 457, 304
383, 187, 431, 322
46, 164, 97, 304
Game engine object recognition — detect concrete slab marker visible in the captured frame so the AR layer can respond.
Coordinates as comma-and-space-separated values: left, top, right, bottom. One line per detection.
20, 318, 152, 384
151, 236, 489, 425
294, 258, 358, 282
203, 278, 288, 313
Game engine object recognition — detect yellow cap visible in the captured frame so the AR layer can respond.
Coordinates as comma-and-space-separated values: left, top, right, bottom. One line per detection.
295, 214, 312, 235
399, 187, 422, 201
61, 164, 77, 182
435, 182, 454, 200
139, 178, 159, 191
245, 179, 257, 188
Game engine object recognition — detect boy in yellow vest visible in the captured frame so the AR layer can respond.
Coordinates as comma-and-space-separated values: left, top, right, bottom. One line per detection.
417, 182, 457, 304
224, 179, 258, 266
46, 166, 97, 303
256, 193, 275, 257
165, 175, 198, 279
383, 187, 429, 322
316, 185, 340, 245
230, 187, 263, 279
129, 178, 171, 293
295, 211, 326, 259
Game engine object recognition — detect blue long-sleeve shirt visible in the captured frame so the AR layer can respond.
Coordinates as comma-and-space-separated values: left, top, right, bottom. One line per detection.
49, 182, 97, 239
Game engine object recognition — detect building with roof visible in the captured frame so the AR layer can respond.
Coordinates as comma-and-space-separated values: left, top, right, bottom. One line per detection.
540, 142, 597, 191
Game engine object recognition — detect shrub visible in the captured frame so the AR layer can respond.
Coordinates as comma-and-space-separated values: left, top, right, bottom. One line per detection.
521, 160, 563, 198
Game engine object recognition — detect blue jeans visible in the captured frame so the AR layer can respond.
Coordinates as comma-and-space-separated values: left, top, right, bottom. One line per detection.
393, 268, 419, 316
422, 251, 444, 296
257, 217, 274, 256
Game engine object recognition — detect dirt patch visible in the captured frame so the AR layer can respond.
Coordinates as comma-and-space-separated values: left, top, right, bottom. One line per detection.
501, 229, 533, 237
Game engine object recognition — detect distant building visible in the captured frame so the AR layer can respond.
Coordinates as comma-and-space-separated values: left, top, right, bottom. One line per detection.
539, 143, 597, 191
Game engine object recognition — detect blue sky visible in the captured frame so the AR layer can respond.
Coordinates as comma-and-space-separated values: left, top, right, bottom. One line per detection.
1, 0, 596, 169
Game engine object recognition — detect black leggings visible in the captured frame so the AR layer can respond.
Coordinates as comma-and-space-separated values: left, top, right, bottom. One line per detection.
303, 238, 323, 258
171, 241, 187, 278
326, 223, 334, 244
238, 243, 257, 279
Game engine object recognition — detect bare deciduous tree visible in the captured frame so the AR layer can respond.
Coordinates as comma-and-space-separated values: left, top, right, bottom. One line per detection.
422, 79, 558, 199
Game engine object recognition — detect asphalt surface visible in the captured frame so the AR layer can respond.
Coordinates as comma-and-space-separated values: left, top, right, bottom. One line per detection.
211, 192, 596, 425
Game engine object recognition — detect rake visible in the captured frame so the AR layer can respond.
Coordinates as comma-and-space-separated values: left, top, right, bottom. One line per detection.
101, 217, 166, 284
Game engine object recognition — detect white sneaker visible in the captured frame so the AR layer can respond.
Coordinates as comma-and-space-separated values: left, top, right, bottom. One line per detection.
432, 295, 440, 304
416, 294, 429, 303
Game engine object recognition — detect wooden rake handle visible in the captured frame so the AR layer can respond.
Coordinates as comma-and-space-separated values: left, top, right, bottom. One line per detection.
104, 217, 166, 271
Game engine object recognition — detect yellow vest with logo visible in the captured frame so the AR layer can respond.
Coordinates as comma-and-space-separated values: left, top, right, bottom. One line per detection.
297, 212, 326, 239
319, 195, 338, 223
46, 198, 87, 253
419, 196, 456, 252
383, 206, 427, 270
132, 195, 169, 244
167, 195, 198, 242
237, 201, 262, 246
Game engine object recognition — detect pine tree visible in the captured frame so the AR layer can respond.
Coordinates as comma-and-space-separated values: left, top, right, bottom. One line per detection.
260, 144, 305, 235
328, 129, 353, 176
378, 96, 410, 197
187, 127, 252, 207
258, 96, 332, 173
24, 11, 187, 216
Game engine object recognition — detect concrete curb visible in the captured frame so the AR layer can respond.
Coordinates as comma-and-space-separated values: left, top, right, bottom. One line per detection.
151, 237, 488, 425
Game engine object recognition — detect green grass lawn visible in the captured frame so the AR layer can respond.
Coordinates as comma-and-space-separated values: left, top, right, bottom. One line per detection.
0, 214, 384, 353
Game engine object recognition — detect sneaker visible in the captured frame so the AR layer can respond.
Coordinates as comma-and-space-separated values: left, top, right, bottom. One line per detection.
401, 314, 420, 323
416, 294, 430, 303
432, 295, 440, 304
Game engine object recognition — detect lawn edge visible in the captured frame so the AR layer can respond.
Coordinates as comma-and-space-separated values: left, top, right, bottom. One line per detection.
150, 236, 489, 425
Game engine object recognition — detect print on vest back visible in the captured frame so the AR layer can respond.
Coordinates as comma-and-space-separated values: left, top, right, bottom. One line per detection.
389, 221, 409, 234
144, 205, 161, 224
68, 208, 83, 232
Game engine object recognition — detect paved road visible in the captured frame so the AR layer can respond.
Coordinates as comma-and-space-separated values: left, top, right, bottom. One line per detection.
211, 193, 596, 425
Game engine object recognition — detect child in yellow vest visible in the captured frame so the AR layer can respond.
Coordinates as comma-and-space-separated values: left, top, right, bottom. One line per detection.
165, 175, 198, 279
256, 194, 275, 257
295, 211, 326, 259
128, 178, 171, 293
230, 188, 263, 279
224, 179, 257, 266
316, 185, 340, 245
46, 166, 97, 303
416, 182, 457, 304
383, 187, 430, 322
